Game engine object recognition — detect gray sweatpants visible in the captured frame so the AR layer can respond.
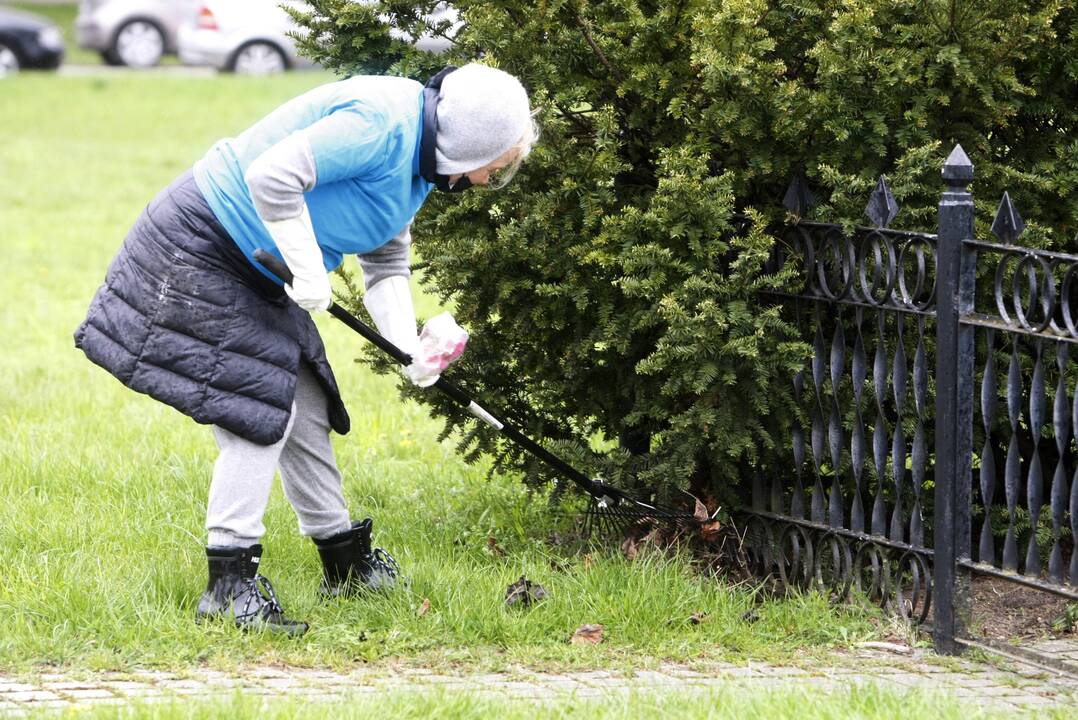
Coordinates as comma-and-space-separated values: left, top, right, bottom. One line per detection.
206, 362, 352, 547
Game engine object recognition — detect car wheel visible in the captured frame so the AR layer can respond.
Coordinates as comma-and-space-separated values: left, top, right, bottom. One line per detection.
0, 43, 20, 77
100, 48, 123, 66
111, 19, 165, 68
229, 41, 287, 76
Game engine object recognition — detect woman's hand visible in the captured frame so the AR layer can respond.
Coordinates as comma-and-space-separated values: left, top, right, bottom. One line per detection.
402, 362, 441, 388
400, 313, 468, 387
284, 272, 332, 313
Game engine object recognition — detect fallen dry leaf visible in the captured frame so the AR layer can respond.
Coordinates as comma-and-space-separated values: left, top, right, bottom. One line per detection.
699, 519, 723, 543
417, 598, 431, 617
693, 497, 709, 523
621, 535, 639, 561
570, 624, 604, 645
583, 553, 595, 569
486, 536, 506, 557
688, 612, 710, 625
505, 576, 549, 608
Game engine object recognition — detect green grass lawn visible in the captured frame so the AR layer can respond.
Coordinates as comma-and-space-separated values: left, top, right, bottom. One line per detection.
23, 687, 1074, 720
0, 71, 887, 681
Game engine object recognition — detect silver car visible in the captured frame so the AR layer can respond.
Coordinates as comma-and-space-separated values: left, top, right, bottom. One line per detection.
178, 0, 310, 75
76, 0, 198, 67
179, 0, 458, 75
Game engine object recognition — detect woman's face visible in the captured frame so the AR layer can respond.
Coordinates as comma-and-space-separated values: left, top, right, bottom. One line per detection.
449, 148, 518, 188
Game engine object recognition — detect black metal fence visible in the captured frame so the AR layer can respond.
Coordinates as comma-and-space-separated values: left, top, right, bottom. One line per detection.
744, 144, 1078, 671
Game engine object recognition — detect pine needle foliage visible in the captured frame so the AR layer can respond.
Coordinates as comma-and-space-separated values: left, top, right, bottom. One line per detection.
294, 1, 1078, 505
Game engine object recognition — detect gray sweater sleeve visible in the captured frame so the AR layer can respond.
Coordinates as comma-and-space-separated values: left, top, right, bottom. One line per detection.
357, 224, 412, 290
244, 130, 412, 289
243, 132, 317, 222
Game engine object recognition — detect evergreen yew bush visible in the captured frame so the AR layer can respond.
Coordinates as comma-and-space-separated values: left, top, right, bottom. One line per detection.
294, 1, 1078, 506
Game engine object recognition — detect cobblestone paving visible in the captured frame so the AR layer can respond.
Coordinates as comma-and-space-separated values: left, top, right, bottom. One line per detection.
1026, 637, 1078, 668
1, 647, 1076, 715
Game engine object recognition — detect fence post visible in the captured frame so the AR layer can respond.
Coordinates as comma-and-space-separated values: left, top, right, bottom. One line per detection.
934, 145, 976, 653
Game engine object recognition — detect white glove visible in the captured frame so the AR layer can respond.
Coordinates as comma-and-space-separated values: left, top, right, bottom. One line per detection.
262, 205, 331, 313
363, 276, 440, 387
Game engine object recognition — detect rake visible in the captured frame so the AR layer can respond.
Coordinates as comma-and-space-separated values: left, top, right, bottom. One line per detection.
253, 249, 697, 536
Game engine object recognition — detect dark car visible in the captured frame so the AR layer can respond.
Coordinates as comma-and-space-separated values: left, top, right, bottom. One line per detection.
0, 7, 65, 75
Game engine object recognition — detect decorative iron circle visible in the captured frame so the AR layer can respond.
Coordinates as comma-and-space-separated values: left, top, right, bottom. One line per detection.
1048, 258, 1066, 336
1061, 262, 1078, 338
1011, 254, 1055, 334
896, 236, 937, 310
743, 515, 776, 579
785, 226, 817, 296
813, 532, 854, 602
857, 231, 897, 306
853, 542, 891, 605
993, 251, 1018, 327
776, 522, 815, 591
893, 550, 933, 625
814, 228, 856, 301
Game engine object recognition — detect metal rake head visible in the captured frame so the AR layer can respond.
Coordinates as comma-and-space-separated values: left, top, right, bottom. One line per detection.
581, 482, 698, 538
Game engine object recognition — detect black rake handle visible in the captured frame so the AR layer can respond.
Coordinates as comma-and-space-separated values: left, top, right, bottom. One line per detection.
252, 249, 610, 500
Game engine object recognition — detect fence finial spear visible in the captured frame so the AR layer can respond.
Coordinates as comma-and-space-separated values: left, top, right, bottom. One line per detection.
865, 175, 899, 228
783, 173, 815, 219
990, 191, 1025, 244
942, 144, 974, 183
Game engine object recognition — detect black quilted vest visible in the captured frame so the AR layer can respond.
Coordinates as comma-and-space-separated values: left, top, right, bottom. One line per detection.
74, 172, 349, 445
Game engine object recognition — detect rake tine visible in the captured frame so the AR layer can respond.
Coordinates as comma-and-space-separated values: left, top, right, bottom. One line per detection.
599, 513, 610, 538
607, 508, 629, 536
596, 507, 610, 536
585, 497, 610, 538
604, 508, 620, 536
584, 503, 599, 538
609, 505, 638, 536
606, 508, 625, 537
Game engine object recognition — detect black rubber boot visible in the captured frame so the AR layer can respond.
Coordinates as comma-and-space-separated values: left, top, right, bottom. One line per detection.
195, 545, 309, 636
314, 518, 399, 596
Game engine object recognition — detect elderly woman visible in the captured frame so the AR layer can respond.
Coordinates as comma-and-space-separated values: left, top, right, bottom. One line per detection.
74, 64, 535, 636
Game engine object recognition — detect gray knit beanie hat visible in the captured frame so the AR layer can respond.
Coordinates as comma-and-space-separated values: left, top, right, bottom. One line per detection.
435, 64, 531, 175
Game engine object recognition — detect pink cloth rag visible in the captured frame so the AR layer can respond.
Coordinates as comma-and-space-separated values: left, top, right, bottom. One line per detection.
416, 312, 469, 372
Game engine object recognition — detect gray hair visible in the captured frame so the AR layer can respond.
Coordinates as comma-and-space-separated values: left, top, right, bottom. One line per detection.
490, 110, 541, 190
